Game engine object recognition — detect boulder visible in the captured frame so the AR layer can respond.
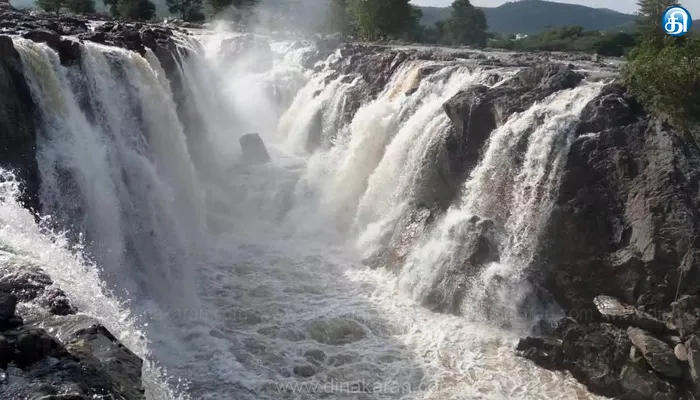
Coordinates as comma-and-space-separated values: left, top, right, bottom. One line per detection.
519, 322, 631, 397
593, 295, 669, 333
239, 133, 271, 165
627, 327, 682, 378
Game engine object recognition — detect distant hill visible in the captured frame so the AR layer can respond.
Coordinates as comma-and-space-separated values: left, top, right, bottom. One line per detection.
418, 0, 638, 35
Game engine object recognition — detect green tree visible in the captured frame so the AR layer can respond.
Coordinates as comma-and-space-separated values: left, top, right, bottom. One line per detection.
346, 0, 412, 41
208, 0, 258, 16
444, 0, 488, 47
66, 0, 95, 13
635, 0, 679, 48
166, 0, 202, 21
118, 0, 156, 20
623, 0, 700, 136
36, 0, 63, 15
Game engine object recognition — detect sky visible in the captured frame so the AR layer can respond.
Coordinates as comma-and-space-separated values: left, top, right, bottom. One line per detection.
410, 0, 700, 17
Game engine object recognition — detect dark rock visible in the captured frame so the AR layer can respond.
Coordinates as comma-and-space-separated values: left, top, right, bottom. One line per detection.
577, 84, 640, 135
14, 328, 69, 368
38, 288, 77, 316
0, 35, 40, 213
22, 29, 60, 48
672, 295, 700, 339
0, 335, 11, 368
627, 327, 682, 378
619, 361, 677, 400
64, 324, 144, 400
0, 293, 17, 319
239, 133, 271, 165
0, 263, 53, 302
593, 295, 670, 333
560, 323, 630, 396
293, 364, 316, 378
535, 96, 700, 316
515, 336, 562, 370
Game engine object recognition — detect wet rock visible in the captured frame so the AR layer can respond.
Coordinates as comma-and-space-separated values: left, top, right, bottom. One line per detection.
293, 364, 316, 378
239, 133, 271, 165
64, 325, 144, 399
0, 293, 16, 320
12, 328, 69, 368
515, 336, 562, 370
309, 318, 366, 345
422, 215, 500, 314
0, 35, 40, 213
672, 295, 700, 339
593, 295, 669, 333
0, 263, 52, 301
22, 29, 60, 48
627, 327, 682, 378
38, 288, 76, 316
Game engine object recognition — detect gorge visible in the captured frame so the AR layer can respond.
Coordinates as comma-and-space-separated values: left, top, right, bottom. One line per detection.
0, 3, 699, 400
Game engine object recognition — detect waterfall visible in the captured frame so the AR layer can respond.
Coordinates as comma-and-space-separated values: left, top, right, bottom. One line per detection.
13, 38, 206, 304
0, 28, 607, 400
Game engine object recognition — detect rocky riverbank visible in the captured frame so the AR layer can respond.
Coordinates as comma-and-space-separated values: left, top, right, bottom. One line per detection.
0, 247, 144, 399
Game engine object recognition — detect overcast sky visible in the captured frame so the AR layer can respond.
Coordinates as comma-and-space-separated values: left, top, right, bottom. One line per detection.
410, 0, 700, 16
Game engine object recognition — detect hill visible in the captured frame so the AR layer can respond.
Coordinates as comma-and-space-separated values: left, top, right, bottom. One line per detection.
418, 0, 638, 35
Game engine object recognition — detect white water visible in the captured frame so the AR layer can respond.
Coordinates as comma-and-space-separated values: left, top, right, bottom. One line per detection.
0, 28, 605, 399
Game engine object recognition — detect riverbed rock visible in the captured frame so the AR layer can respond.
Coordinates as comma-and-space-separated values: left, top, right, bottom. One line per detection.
627, 327, 682, 378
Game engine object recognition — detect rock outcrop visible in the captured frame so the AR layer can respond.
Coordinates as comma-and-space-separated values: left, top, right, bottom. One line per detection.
517, 83, 700, 399
0, 250, 144, 399
239, 133, 271, 164
0, 36, 39, 214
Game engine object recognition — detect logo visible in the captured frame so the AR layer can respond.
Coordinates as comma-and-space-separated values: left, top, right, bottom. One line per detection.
662, 6, 692, 37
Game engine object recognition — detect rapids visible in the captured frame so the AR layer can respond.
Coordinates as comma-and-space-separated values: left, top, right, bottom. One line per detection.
0, 27, 606, 399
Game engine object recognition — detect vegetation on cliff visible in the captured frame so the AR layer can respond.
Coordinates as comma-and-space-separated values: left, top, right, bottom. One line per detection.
623, 0, 700, 136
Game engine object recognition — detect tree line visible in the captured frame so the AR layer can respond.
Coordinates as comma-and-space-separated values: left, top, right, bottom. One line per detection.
327, 0, 488, 47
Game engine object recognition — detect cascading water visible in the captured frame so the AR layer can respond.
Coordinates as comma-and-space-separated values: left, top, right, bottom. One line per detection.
0, 25, 608, 400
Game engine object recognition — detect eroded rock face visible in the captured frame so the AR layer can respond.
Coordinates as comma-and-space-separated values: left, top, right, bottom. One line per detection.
518, 83, 700, 399
535, 84, 700, 315
0, 36, 40, 214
